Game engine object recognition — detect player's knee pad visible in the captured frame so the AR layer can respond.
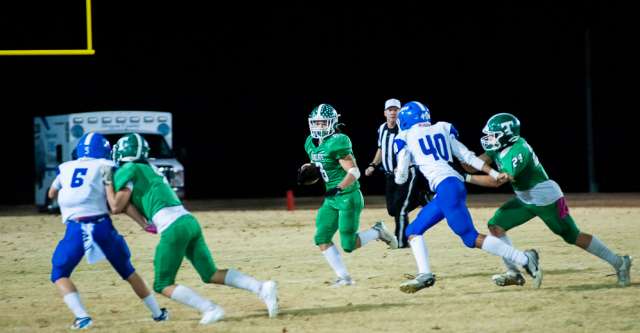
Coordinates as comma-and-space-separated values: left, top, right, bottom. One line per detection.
314, 233, 333, 246
50, 266, 71, 283
450, 223, 478, 248
340, 233, 357, 253
405, 222, 422, 238
153, 280, 168, 294
50, 237, 83, 283
460, 230, 478, 248
558, 227, 579, 245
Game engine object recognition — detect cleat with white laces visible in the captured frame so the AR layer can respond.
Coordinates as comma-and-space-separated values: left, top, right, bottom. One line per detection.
200, 305, 225, 325
492, 271, 526, 287
259, 280, 279, 318
400, 273, 436, 293
372, 221, 398, 249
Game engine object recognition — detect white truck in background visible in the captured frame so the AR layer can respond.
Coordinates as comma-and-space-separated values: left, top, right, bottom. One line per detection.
34, 111, 185, 212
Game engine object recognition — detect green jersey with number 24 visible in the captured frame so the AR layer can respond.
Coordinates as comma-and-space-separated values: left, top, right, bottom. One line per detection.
486, 138, 549, 192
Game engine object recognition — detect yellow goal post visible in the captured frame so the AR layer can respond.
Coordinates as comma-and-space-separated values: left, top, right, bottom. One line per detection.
0, 0, 95, 56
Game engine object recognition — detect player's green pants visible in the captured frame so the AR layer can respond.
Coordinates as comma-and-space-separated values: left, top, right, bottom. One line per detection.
488, 196, 580, 245
314, 190, 364, 253
153, 214, 217, 293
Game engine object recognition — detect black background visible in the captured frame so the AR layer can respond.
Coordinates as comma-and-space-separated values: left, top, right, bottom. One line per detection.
1, 2, 637, 205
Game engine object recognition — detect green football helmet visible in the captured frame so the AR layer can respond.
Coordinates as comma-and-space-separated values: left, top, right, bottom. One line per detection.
112, 133, 150, 164
481, 113, 521, 151
308, 104, 340, 139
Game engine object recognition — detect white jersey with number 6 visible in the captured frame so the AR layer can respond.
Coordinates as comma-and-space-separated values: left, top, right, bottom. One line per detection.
395, 121, 485, 192
51, 157, 115, 223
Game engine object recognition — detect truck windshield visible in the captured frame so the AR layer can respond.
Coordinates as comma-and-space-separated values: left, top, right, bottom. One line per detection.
104, 133, 174, 159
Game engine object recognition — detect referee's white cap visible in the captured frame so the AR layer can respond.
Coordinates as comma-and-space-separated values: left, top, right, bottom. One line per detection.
384, 98, 401, 110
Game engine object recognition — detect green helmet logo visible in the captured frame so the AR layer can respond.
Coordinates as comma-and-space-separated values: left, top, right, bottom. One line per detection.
308, 104, 339, 139
112, 133, 150, 164
481, 113, 521, 151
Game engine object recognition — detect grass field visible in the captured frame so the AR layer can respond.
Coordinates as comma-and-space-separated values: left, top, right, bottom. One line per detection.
1, 198, 639, 332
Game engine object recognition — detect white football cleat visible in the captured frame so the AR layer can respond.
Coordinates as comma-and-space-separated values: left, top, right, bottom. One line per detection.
400, 273, 436, 293
492, 271, 526, 287
373, 221, 398, 249
616, 255, 632, 287
523, 249, 543, 289
259, 280, 279, 318
331, 275, 355, 287
200, 305, 225, 325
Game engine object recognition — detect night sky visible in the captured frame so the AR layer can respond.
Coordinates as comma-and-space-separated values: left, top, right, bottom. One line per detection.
0, 2, 636, 205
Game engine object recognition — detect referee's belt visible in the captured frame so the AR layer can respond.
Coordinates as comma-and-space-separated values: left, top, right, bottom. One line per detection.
68, 214, 110, 224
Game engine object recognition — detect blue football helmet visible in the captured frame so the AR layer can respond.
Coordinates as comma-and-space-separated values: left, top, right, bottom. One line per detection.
76, 132, 111, 159
397, 101, 431, 130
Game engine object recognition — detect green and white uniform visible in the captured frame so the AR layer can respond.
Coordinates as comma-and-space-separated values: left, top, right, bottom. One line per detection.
305, 134, 364, 253
114, 162, 217, 292
486, 138, 580, 244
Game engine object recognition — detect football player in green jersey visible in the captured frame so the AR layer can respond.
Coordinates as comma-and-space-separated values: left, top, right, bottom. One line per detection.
464, 113, 631, 287
304, 104, 399, 287
103, 133, 279, 325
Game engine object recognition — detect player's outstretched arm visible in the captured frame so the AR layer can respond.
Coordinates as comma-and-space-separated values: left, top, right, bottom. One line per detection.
464, 172, 510, 188
450, 137, 489, 172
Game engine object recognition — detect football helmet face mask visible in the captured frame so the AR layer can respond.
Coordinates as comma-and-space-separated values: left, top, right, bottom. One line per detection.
397, 101, 431, 131
76, 132, 111, 159
309, 104, 339, 139
481, 113, 521, 151
112, 133, 150, 165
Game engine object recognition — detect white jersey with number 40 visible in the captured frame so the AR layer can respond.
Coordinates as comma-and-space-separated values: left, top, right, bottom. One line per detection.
52, 157, 115, 223
395, 121, 485, 192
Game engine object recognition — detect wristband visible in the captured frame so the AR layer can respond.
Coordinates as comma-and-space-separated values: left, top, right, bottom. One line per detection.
489, 169, 500, 180
464, 174, 472, 183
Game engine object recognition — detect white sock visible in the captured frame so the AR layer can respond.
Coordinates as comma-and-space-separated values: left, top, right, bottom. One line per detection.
322, 245, 350, 279
481, 235, 528, 266
409, 236, 431, 274
63, 292, 89, 318
142, 294, 163, 318
586, 236, 622, 269
170, 285, 215, 313
224, 269, 262, 294
358, 228, 379, 247
499, 235, 520, 273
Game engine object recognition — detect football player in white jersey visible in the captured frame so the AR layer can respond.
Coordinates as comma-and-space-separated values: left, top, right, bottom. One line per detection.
48, 132, 168, 329
394, 101, 542, 293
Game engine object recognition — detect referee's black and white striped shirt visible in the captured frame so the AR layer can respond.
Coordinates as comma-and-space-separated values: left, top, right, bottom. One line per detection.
377, 123, 399, 174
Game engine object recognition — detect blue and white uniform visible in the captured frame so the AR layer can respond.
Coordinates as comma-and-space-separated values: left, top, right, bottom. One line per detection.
395, 118, 486, 248
50, 134, 135, 283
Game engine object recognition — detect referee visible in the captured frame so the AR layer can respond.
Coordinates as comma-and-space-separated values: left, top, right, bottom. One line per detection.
365, 98, 428, 248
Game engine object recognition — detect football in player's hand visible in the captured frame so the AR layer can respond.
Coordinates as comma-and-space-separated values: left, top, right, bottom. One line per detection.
297, 163, 321, 185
